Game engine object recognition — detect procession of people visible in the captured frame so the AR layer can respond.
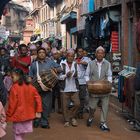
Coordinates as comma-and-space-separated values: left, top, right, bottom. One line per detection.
0, 41, 112, 140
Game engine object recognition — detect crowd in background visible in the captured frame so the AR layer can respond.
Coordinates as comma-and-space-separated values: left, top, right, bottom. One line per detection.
0, 41, 112, 140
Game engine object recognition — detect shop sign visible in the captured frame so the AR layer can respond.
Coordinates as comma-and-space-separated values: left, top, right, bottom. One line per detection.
82, 0, 95, 15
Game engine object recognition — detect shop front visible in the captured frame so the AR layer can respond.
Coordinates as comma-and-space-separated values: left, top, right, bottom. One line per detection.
61, 11, 77, 49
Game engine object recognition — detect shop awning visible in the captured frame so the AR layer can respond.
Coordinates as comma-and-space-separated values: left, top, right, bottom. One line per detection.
0, 0, 11, 17
61, 11, 77, 24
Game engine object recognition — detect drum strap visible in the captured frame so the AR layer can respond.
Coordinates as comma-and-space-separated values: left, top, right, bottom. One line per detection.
36, 61, 50, 91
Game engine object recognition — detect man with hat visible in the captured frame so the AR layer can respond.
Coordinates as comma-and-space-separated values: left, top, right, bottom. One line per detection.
85, 46, 112, 131
59, 48, 80, 127
29, 47, 61, 129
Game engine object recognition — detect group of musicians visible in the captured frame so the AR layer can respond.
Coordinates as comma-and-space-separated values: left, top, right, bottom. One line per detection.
5, 43, 112, 132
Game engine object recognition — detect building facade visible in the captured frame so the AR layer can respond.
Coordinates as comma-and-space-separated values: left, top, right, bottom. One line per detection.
23, 16, 34, 44
1, 1, 29, 34
30, 0, 140, 66
0, 1, 29, 43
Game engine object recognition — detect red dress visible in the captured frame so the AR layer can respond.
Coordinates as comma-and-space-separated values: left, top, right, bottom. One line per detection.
6, 83, 42, 122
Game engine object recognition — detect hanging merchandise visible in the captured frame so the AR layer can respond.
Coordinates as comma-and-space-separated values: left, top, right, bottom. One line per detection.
118, 75, 125, 103
100, 13, 110, 38
118, 66, 136, 105
135, 63, 140, 121
136, 20, 140, 52
111, 31, 119, 52
84, 16, 94, 42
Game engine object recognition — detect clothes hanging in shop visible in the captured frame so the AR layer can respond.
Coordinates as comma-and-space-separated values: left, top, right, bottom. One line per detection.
135, 63, 140, 91
118, 75, 125, 103
100, 14, 111, 38
111, 31, 119, 52
125, 75, 135, 113
136, 20, 140, 52
84, 16, 94, 41
135, 91, 140, 121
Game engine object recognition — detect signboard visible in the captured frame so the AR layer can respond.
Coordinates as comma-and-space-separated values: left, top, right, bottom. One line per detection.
77, 0, 95, 31
82, 0, 95, 15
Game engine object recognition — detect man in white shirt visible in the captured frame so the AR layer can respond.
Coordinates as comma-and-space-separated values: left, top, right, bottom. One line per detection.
59, 49, 80, 127
85, 46, 112, 131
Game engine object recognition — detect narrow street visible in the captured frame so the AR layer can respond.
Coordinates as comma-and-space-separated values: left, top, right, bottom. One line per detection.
4, 107, 140, 140
0, 0, 140, 140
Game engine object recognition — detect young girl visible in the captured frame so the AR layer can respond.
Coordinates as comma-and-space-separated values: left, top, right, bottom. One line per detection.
0, 101, 6, 139
6, 68, 42, 140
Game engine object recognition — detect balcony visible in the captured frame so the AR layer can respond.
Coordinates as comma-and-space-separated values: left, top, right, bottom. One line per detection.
61, 11, 77, 24
30, 8, 39, 16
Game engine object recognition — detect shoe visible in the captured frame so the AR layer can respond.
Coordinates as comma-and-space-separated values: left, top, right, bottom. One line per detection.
71, 118, 78, 127
41, 125, 50, 129
64, 122, 70, 127
87, 118, 93, 127
100, 123, 110, 131
131, 122, 140, 131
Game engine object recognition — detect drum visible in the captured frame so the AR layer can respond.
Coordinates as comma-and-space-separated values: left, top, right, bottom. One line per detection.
87, 80, 112, 95
32, 69, 58, 92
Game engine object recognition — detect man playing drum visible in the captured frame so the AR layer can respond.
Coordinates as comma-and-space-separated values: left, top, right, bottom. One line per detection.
85, 46, 112, 131
29, 47, 61, 129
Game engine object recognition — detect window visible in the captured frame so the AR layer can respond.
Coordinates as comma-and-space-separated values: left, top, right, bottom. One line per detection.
100, 0, 103, 7
107, 0, 111, 5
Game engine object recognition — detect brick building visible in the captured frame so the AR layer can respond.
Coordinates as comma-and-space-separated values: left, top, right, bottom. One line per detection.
23, 16, 34, 44
1, 1, 29, 43
1, 1, 29, 34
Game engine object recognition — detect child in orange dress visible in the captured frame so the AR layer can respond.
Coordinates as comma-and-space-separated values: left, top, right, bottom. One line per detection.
6, 68, 42, 140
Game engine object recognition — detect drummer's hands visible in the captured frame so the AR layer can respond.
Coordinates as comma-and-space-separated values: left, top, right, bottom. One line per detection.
66, 71, 73, 77
51, 68, 57, 74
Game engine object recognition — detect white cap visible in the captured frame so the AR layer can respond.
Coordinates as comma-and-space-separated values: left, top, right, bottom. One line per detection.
67, 48, 75, 55
96, 46, 105, 52
41, 42, 49, 49
30, 44, 37, 50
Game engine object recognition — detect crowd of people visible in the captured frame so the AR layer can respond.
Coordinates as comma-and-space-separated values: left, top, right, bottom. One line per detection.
0, 41, 112, 140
